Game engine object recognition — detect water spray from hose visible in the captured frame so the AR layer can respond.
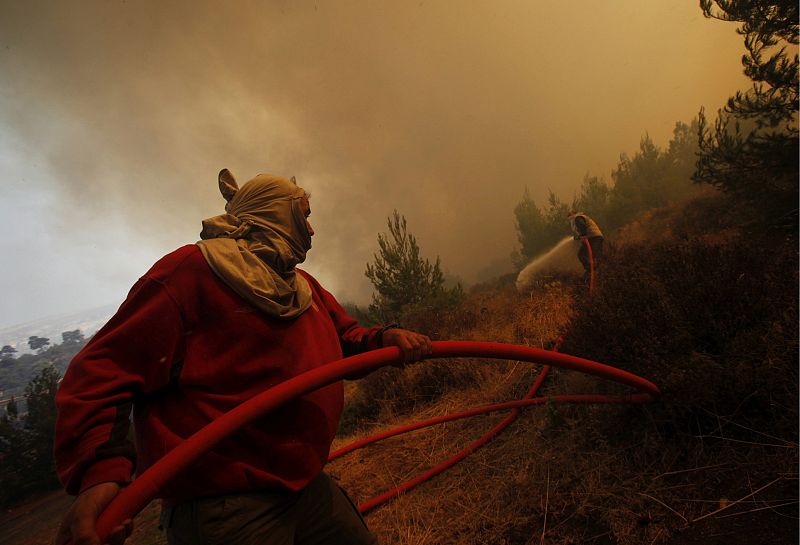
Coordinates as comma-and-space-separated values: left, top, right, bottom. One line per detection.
515, 237, 582, 292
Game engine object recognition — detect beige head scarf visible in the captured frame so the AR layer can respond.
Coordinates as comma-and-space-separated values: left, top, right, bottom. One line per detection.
197, 169, 313, 319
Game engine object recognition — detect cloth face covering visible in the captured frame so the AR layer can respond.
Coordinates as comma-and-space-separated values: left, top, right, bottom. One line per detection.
197, 171, 313, 319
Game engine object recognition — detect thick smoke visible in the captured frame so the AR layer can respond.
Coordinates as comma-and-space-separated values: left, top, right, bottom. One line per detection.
0, 1, 750, 326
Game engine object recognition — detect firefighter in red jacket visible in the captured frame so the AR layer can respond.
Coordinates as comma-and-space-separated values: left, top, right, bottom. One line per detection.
54, 169, 431, 545
567, 210, 604, 283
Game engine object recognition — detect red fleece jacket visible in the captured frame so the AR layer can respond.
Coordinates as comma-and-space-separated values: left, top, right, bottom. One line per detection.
55, 244, 383, 502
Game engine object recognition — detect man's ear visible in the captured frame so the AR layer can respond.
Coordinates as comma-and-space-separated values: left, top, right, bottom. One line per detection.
218, 169, 239, 202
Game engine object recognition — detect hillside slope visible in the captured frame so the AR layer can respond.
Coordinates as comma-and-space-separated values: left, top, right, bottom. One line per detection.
331, 191, 798, 545
1, 192, 795, 545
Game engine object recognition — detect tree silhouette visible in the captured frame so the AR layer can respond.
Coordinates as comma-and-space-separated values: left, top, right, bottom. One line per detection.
22, 366, 61, 491
695, 0, 798, 225
0, 345, 16, 361
512, 120, 701, 269
0, 367, 63, 504
61, 329, 85, 345
513, 187, 548, 266
366, 210, 449, 321
27, 336, 50, 353
5, 396, 18, 419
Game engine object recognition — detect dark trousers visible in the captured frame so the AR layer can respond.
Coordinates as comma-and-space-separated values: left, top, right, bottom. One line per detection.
161, 473, 377, 545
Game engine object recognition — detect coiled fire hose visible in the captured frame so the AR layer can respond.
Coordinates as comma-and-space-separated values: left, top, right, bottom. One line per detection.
347, 240, 600, 514
89, 341, 659, 543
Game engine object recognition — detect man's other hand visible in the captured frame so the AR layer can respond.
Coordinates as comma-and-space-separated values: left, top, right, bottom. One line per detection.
382, 328, 433, 365
55, 482, 132, 545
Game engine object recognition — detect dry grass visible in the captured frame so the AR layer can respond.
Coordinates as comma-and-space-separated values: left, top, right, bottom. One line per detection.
332, 192, 798, 544
339, 280, 575, 436
11, 194, 796, 545
331, 280, 587, 544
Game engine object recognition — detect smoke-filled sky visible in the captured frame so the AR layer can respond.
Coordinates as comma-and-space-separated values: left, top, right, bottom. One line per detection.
0, 1, 750, 328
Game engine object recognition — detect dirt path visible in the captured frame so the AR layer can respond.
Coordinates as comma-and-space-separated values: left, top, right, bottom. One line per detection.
0, 491, 165, 545
0, 490, 71, 545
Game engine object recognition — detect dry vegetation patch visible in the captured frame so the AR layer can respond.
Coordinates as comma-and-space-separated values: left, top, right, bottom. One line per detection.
334, 194, 798, 544
8, 196, 795, 545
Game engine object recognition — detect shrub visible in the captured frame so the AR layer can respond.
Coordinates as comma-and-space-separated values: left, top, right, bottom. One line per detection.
559, 235, 798, 436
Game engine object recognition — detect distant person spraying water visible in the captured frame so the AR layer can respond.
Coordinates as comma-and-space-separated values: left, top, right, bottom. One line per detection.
515, 237, 582, 292
567, 211, 604, 284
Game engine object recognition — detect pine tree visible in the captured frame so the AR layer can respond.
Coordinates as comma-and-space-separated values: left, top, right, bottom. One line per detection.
366, 210, 451, 321
694, 0, 798, 225
61, 329, 85, 346
0, 394, 27, 505
571, 175, 611, 224
0, 345, 16, 360
513, 187, 548, 266
28, 335, 50, 353
23, 366, 61, 490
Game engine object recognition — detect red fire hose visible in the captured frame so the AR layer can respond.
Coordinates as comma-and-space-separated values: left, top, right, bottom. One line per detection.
347, 345, 558, 514
330, 392, 651, 462
91, 342, 659, 543
350, 245, 599, 513
584, 237, 596, 294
